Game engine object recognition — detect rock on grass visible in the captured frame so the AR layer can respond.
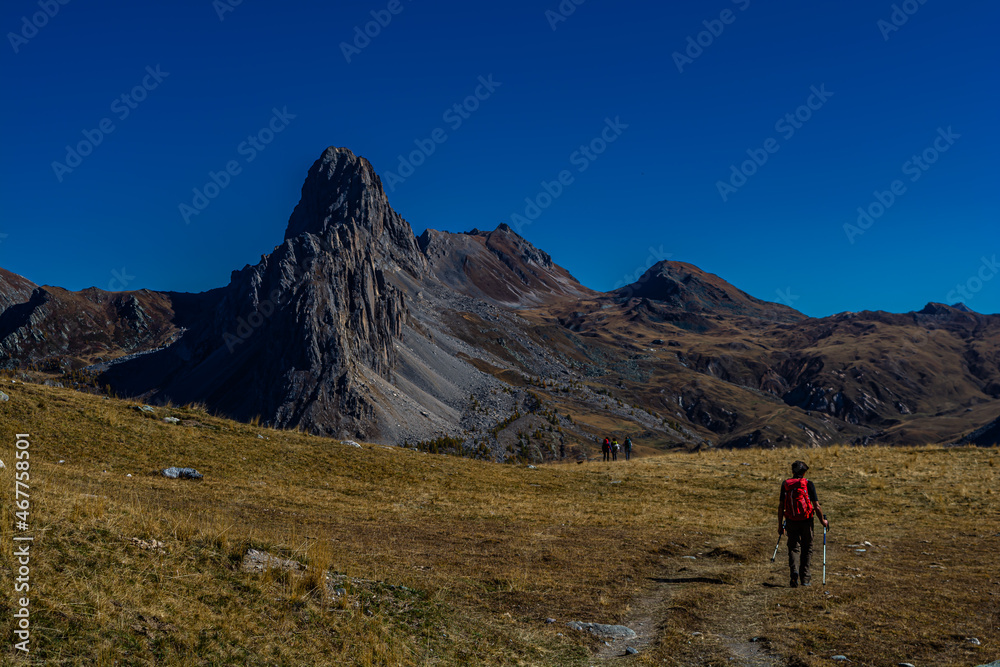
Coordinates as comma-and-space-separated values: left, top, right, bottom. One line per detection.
565, 622, 637, 640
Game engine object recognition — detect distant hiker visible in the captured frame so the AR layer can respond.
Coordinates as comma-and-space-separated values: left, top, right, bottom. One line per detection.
624, 436, 632, 461
602, 437, 611, 462
611, 438, 620, 461
778, 460, 829, 588
559, 442, 566, 459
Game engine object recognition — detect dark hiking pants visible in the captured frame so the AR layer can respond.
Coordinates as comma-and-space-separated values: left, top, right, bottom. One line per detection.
786, 519, 814, 583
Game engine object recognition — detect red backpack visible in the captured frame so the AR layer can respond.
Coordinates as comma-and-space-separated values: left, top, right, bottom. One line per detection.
782, 478, 814, 521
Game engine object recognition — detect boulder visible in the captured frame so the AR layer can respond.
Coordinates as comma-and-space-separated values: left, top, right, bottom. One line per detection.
128, 537, 166, 552
565, 622, 637, 640
161, 467, 203, 480
241, 548, 304, 573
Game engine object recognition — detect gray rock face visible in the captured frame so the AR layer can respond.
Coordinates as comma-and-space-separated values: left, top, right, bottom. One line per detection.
102, 148, 426, 439
284, 147, 425, 268
0, 268, 37, 314
565, 621, 637, 640
93, 147, 570, 450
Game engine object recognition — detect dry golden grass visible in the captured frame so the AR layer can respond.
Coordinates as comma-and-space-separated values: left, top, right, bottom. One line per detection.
0, 379, 997, 665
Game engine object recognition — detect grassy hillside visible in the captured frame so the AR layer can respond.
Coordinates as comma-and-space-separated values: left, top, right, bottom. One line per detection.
1, 379, 997, 665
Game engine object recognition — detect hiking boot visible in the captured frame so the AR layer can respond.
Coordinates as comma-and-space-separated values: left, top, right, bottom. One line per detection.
789, 578, 798, 588
801, 581, 812, 587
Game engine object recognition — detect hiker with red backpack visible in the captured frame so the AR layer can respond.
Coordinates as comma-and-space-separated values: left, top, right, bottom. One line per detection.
602, 437, 611, 462
778, 460, 829, 588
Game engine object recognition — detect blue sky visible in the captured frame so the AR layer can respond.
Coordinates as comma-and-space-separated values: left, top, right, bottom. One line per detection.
1, 0, 997, 317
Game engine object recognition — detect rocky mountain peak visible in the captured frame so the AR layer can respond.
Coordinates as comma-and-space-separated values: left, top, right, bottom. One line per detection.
920, 302, 975, 316
5, 146, 997, 455
617, 261, 803, 322
419, 224, 592, 306
0, 268, 38, 314
467, 224, 555, 270
282, 147, 422, 274
283, 147, 376, 240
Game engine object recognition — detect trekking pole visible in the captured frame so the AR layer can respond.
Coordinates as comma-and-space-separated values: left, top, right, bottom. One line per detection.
770, 521, 785, 562
822, 525, 828, 585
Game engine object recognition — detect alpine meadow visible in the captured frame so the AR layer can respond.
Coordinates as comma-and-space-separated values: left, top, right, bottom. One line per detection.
1, 1, 998, 665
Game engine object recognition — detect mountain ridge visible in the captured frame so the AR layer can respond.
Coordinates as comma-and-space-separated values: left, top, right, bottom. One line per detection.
1, 146, 997, 453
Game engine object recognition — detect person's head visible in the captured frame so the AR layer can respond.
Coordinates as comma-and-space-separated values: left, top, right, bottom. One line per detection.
791, 460, 809, 477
